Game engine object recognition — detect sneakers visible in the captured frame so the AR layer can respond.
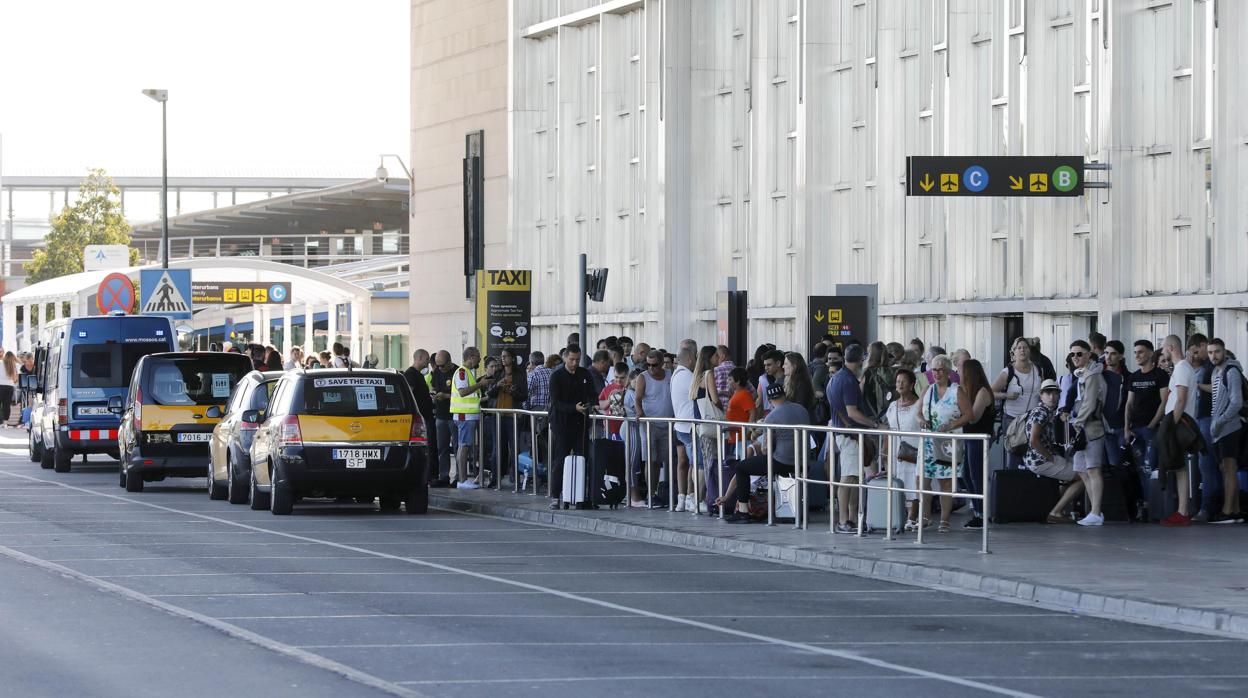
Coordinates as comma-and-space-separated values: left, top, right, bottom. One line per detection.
456, 480, 480, 490
1160, 512, 1191, 527
1076, 513, 1104, 527
1209, 513, 1244, 525
724, 511, 754, 524
963, 517, 983, 529
692, 499, 707, 514
1191, 510, 1211, 524
1047, 513, 1074, 524
903, 519, 918, 533
834, 522, 855, 534
673, 495, 688, 512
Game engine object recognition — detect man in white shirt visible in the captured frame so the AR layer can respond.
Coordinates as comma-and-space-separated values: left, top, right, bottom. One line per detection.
1160, 334, 1199, 525
669, 347, 698, 512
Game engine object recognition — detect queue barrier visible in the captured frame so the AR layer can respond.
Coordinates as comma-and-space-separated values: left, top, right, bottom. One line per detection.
477, 408, 993, 554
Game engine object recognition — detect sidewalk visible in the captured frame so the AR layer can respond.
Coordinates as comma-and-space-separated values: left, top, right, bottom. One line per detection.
430, 486, 1248, 639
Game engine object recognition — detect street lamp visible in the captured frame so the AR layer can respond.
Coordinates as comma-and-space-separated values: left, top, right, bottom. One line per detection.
142, 88, 169, 268
374, 154, 411, 183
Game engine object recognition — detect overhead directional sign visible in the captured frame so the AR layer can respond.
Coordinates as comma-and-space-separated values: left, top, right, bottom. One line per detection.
84, 244, 130, 272
192, 282, 292, 305
140, 269, 193, 320
906, 156, 1084, 197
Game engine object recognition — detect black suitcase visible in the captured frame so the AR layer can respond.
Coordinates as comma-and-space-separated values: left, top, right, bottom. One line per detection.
990, 468, 1060, 523
592, 438, 627, 509
1097, 467, 1134, 522
1148, 471, 1179, 522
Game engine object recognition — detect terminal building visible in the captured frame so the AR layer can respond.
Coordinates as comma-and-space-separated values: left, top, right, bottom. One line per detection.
409, 0, 1248, 374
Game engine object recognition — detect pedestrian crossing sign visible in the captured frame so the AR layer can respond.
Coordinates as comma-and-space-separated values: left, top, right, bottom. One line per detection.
139, 269, 193, 320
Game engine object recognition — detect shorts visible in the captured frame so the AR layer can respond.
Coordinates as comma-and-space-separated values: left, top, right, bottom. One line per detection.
1072, 437, 1106, 473
456, 419, 479, 446
1215, 429, 1242, 461
1031, 457, 1076, 482
675, 429, 694, 453
835, 434, 876, 479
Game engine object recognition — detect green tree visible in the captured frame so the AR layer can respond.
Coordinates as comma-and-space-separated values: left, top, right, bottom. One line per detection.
25, 168, 140, 284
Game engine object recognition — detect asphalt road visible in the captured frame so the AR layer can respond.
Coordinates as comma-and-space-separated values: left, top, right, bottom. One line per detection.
0, 436, 1244, 698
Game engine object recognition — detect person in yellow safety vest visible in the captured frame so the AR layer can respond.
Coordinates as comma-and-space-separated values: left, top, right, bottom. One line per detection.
451, 347, 499, 489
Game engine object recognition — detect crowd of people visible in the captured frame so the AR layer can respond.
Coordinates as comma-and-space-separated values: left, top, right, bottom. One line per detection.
401, 329, 1247, 529
210, 340, 367, 372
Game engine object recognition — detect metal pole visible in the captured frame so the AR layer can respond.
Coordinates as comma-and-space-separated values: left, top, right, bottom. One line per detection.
529, 414, 538, 495
494, 412, 502, 490
917, 432, 925, 545
856, 432, 865, 536
793, 429, 802, 530
623, 416, 632, 505
645, 421, 653, 508
765, 428, 774, 526
546, 421, 554, 500
161, 99, 169, 269
690, 421, 700, 514
716, 424, 725, 520
981, 437, 990, 554
884, 433, 895, 541
667, 421, 675, 511
578, 253, 587, 351
512, 413, 519, 493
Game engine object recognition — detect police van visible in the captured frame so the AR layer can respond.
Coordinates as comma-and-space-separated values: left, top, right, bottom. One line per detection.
25, 314, 176, 472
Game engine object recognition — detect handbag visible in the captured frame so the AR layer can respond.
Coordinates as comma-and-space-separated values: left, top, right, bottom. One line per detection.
1064, 427, 1088, 459
695, 390, 725, 441
889, 408, 919, 463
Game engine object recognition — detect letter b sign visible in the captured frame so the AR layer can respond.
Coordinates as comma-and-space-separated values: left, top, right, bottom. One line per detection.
1052, 165, 1078, 193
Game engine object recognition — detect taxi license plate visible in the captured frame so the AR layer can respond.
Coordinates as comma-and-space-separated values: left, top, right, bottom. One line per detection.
332, 448, 381, 469
177, 433, 212, 443
78, 406, 110, 416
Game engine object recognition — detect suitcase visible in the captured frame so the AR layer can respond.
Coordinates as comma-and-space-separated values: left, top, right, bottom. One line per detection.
1097, 467, 1134, 522
864, 476, 905, 533
561, 454, 588, 509
990, 468, 1060, 523
774, 476, 798, 522
592, 438, 626, 509
1148, 470, 1179, 522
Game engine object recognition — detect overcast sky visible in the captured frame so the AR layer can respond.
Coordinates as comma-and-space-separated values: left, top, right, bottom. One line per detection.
0, 0, 408, 179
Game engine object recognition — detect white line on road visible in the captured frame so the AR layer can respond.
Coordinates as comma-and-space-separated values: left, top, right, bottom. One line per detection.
0, 469, 1047, 698
216, 612, 1057, 621
297, 638, 1236, 649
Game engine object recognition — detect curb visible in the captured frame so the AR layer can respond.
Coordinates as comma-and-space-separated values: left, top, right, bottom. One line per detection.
430, 492, 1248, 640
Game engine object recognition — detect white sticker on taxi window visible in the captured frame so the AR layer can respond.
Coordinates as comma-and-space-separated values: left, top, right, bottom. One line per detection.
323, 391, 343, 403
313, 377, 386, 388
211, 374, 232, 398
356, 386, 378, 410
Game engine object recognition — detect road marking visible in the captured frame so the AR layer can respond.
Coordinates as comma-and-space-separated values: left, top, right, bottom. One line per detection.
0, 470, 1046, 698
149, 589, 922, 598
217, 612, 1057, 621
299, 637, 1235, 649
0, 543, 426, 698
94, 569, 804, 578
396, 675, 929, 685
46, 552, 713, 562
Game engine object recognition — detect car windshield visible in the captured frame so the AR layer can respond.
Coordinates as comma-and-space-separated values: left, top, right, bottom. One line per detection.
301, 375, 409, 416
71, 344, 167, 389
146, 358, 251, 406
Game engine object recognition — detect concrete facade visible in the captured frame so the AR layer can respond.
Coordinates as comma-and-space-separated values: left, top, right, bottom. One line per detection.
412, 0, 1248, 374
409, 0, 509, 355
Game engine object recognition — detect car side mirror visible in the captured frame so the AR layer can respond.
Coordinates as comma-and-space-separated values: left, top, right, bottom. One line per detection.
241, 409, 261, 424
205, 405, 222, 419
108, 396, 124, 415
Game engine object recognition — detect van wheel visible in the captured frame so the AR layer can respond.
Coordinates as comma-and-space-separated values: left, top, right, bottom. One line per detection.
124, 467, 144, 493
227, 455, 248, 504
53, 449, 72, 474
39, 441, 54, 469
248, 464, 269, 511
207, 458, 228, 501
269, 462, 293, 515
28, 430, 41, 463
404, 481, 429, 515
119, 461, 127, 488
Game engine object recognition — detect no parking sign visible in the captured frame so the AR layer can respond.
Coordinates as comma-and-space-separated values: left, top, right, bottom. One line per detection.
96, 273, 135, 315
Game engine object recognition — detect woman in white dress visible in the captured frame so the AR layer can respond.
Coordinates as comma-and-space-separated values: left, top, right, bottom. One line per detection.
884, 368, 922, 531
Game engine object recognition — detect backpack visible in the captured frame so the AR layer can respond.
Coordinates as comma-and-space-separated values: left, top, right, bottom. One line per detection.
1004, 413, 1032, 456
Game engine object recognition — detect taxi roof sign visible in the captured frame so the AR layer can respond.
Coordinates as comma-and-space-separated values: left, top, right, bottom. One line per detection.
906, 156, 1085, 197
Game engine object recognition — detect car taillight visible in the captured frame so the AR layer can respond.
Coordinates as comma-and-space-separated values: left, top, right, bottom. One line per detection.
134, 388, 143, 431
57, 399, 68, 426
409, 414, 428, 445
279, 415, 302, 446
239, 420, 259, 433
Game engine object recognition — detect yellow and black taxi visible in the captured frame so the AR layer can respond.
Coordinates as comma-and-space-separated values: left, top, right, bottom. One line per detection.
249, 368, 428, 515
117, 352, 255, 493
209, 370, 283, 507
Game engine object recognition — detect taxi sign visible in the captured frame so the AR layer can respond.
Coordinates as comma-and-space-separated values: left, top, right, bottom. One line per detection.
906, 156, 1085, 197
312, 377, 387, 388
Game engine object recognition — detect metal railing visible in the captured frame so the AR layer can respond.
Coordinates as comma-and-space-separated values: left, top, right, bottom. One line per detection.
476, 407, 993, 553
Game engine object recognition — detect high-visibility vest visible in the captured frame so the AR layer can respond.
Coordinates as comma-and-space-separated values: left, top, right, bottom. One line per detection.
424, 371, 433, 391
449, 367, 480, 415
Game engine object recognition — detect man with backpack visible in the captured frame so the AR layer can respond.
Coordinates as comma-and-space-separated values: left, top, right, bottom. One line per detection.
1206, 338, 1244, 523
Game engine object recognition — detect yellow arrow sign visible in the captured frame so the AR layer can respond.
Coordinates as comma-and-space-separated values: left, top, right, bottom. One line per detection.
919, 173, 934, 192
815, 310, 825, 322
1009, 175, 1023, 190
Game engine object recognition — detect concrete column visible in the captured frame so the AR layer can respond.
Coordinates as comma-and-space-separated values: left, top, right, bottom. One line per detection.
327, 302, 337, 354
282, 303, 292, 355
251, 304, 262, 346
360, 298, 372, 367
27, 304, 37, 350
3, 303, 16, 355
303, 302, 314, 356
349, 299, 361, 365
260, 306, 271, 347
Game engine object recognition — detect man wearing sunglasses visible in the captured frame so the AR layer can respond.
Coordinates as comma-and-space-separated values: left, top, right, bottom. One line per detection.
1069, 340, 1107, 526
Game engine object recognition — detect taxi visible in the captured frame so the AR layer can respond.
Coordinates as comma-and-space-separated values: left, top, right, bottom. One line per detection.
249, 368, 428, 515
118, 352, 254, 493
208, 370, 283, 507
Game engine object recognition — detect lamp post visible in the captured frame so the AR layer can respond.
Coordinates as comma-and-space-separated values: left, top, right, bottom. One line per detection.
374, 154, 412, 182
142, 89, 169, 268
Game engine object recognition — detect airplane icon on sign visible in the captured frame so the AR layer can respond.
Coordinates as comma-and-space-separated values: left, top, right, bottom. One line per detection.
94, 250, 108, 261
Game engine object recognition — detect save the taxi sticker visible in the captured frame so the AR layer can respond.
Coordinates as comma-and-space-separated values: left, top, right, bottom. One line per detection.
313, 377, 387, 388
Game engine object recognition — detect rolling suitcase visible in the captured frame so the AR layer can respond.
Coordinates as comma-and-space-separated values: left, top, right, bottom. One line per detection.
864, 476, 905, 533
562, 453, 587, 509
990, 468, 1060, 523
1148, 469, 1179, 522
592, 438, 627, 509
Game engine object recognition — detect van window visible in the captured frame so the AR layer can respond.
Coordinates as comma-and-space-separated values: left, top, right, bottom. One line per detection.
145, 357, 251, 406
71, 344, 165, 389
300, 376, 410, 416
